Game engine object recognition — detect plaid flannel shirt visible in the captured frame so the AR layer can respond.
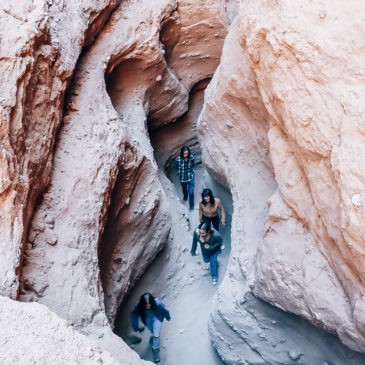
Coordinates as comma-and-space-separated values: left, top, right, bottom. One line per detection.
174, 155, 195, 183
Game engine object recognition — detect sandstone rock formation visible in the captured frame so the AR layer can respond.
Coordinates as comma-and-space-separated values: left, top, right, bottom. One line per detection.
19, 0, 177, 332
242, 0, 365, 352
0, 0, 119, 299
199, 0, 365, 362
0, 296, 147, 364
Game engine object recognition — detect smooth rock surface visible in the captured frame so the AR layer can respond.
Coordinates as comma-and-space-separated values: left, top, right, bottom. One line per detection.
0, 296, 147, 365
198, 13, 365, 364
240, 0, 365, 352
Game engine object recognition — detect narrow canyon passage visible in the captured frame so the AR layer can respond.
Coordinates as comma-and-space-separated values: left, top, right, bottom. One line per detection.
114, 161, 232, 365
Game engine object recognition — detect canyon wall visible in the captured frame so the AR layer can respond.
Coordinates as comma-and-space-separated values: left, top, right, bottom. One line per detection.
199, 0, 365, 363
19, 0, 180, 335
244, 0, 365, 352
0, 0, 119, 299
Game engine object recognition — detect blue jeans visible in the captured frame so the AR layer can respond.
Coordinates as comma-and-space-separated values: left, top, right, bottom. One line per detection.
202, 251, 219, 279
180, 177, 195, 209
146, 317, 162, 350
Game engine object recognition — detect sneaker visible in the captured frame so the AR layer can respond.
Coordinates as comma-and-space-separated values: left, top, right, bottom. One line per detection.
189, 207, 194, 211
212, 278, 218, 285
152, 348, 160, 363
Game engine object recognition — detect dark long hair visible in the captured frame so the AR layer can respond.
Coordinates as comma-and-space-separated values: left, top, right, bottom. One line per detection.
136, 293, 157, 322
180, 145, 190, 159
198, 221, 212, 233
201, 188, 215, 206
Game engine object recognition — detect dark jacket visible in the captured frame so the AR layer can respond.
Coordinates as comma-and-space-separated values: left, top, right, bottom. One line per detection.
130, 298, 171, 331
191, 229, 223, 258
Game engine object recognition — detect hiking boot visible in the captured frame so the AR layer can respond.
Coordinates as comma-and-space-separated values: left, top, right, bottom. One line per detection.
152, 348, 160, 363
212, 278, 218, 285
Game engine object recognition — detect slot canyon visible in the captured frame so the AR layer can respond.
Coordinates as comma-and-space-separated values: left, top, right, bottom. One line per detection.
1, 0, 365, 364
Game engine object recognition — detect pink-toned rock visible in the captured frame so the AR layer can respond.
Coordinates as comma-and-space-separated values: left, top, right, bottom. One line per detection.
19, 0, 182, 332
240, 0, 365, 351
0, 0, 119, 299
160, 0, 229, 91
199, 1, 365, 361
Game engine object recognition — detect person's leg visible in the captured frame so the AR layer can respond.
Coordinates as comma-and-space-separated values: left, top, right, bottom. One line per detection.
209, 252, 219, 280
187, 177, 195, 210
181, 182, 188, 201
201, 252, 210, 271
151, 319, 162, 363
211, 215, 220, 231
151, 319, 162, 350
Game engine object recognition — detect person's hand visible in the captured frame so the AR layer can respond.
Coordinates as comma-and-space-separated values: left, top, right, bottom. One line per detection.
222, 221, 226, 227
204, 244, 209, 249
190, 251, 197, 256
138, 326, 145, 332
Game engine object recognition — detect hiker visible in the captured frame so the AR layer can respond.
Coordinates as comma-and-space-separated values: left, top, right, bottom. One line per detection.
190, 222, 223, 285
174, 145, 195, 211
199, 188, 226, 231
131, 293, 171, 363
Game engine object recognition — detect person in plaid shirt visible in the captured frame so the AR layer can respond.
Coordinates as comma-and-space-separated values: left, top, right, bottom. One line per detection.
174, 145, 195, 211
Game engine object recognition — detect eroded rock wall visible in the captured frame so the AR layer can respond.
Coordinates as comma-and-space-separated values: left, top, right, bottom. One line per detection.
160, 0, 229, 92
19, 0, 178, 331
199, 0, 365, 362
0, 0, 119, 299
241, 0, 365, 351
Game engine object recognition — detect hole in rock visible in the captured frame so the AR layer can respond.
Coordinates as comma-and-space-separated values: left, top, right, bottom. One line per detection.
102, 68, 232, 363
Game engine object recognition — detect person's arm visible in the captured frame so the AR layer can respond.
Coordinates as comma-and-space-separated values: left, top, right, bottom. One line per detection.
217, 198, 226, 226
156, 299, 171, 321
207, 233, 223, 251
199, 202, 203, 223
191, 231, 198, 255
174, 157, 179, 170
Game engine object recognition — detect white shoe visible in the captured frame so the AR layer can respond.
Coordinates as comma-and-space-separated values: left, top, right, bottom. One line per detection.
212, 278, 218, 285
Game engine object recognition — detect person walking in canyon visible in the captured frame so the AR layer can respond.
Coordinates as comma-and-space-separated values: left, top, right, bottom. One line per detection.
174, 145, 195, 211
199, 188, 226, 231
131, 292, 171, 363
190, 222, 223, 285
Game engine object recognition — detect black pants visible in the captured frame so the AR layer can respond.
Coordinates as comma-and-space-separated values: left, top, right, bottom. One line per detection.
202, 214, 220, 231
